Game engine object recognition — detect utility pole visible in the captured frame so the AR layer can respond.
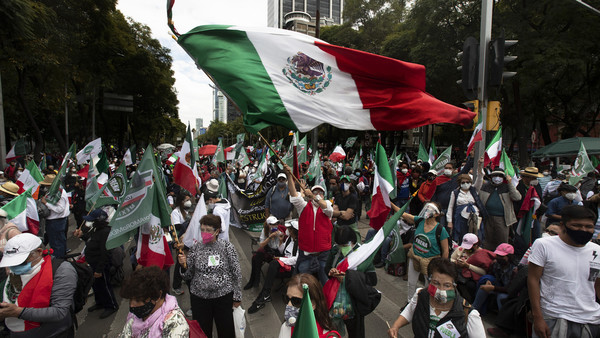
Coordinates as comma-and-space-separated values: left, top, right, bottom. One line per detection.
65, 82, 69, 146
474, 0, 493, 172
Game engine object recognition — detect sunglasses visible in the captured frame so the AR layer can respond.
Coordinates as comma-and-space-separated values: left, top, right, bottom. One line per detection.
284, 295, 303, 308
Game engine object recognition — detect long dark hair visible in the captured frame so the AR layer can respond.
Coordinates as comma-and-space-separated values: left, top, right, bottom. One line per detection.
287, 273, 335, 331
175, 191, 190, 219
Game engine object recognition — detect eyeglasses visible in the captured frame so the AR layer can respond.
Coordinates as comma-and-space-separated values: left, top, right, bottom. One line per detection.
429, 279, 456, 290
284, 295, 303, 308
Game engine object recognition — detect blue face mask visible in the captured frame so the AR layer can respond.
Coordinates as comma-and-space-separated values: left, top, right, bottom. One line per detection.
284, 304, 300, 327
10, 261, 32, 275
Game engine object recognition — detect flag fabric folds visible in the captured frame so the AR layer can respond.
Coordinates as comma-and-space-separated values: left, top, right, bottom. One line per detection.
16, 161, 44, 194
174, 25, 476, 133
0, 189, 39, 234
291, 284, 320, 338
499, 149, 519, 186
182, 194, 208, 248
123, 145, 137, 166
76, 138, 102, 163
174, 125, 200, 194
430, 146, 452, 175
46, 143, 76, 205
569, 141, 595, 185
329, 145, 346, 163
417, 142, 429, 164
428, 139, 437, 165
5, 138, 27, 163
484, 127, 502, 169
366, 143, 394, 230
466, 120, 483, 155
345, 136, 358, 148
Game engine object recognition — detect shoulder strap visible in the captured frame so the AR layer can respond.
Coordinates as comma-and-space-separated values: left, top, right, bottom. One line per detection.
436, 223, 442, 246
462, 298, 472, 321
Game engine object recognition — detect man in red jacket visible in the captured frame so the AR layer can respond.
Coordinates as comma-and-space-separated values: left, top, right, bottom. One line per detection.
284, 164, 333, 285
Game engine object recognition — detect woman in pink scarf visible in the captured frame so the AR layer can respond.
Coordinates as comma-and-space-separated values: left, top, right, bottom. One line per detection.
119, 266, 189, 338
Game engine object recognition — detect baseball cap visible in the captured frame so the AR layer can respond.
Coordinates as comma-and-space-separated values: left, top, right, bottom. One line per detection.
311, 185, 325, 193
0, 233, 42, 267
266, 216, 279, 225
340, 175, 351, 182
277, 173, 287, 180
493, 243, 514, 256
285, 220, 299, 230
83, 209, 108, 222
460, 233, 479, 250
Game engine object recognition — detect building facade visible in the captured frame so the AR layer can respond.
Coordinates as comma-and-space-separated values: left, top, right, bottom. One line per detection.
267, 0, 344, 36
212, 86, 242, 124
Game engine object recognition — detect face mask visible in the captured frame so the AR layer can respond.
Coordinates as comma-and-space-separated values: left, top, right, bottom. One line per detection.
565, 226, 593, 245
530, 179, 539, 186
443, 169, 453, 176
251, 168, 257, 173
85, 221, 94, 228
564, 193, 576, 201
339, 245, 352, 256
460, 182, 471, 190
427, 284, 456, 304
277, 181, 286, 188
355, 172, 361, 177
201, 231, 216, 244
183, 200, 192, 208
543, 171, 549, 176
129, 300, 155, 319
341, 183, 350, 192
492, 176, 504, 185
284, 304, 300, 327
207, 203, 215, 212
401, 168, 408, 174
10, 261, 32, 275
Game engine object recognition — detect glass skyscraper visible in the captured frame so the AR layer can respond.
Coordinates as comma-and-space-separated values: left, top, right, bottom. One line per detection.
267, 0, 344, 31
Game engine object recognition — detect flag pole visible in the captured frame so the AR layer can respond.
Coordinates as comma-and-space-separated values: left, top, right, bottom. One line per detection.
256, 131, 306, 190
169, 223, 187, 269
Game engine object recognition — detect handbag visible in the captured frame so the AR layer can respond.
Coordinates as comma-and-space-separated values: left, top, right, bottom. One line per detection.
232, 306, 246, 338
186, 318, 208, 338
329, 279, 355, 320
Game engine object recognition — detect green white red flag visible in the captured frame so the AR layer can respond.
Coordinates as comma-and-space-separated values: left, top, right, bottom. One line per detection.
485, 127, 502, 169
174, 124, 200, 194
291, 284, 320, 338
5, 138, 27, 163
0, 189, 39, 234
16, 161, 44, 194
46, 143, 76, 205
329, 145, 346, 162
76, 138, 102, 163
172, 24, 475, 133
366, 142, 395, 230
466, 120, 483, 155
499, 149, 519, 186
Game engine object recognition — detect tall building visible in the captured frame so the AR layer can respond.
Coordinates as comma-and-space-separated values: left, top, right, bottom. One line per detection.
211, 85, 241, 124
195, 118, 203, 130
267, 0, 344, 36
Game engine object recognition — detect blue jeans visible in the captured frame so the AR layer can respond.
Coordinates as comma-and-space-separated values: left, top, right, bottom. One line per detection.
46, 217, 67, 258
296, 251, 329, 285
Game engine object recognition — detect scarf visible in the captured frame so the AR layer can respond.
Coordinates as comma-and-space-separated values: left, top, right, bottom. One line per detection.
129, 294, 179, 338
2, 256, 53, 332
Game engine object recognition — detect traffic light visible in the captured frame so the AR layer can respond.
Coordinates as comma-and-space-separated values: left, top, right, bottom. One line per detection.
488, 38, 517, 87
486, 101, 501, 131
461, 100, 479, 131
457, 37, 479, 100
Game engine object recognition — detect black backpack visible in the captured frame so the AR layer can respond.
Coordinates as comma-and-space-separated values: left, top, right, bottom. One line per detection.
51, 258, 94, 314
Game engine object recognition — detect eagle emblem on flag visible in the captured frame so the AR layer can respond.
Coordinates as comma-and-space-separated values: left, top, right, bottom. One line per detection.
283, 52, 332, 95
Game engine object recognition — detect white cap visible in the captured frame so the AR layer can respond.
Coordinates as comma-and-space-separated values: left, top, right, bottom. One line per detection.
0, 233, 42, 267
266, 216, 279, 225
206, 179, 219, 193
285, 220, 299, 230
277, 173, 287, 180
0, 209, 6, 218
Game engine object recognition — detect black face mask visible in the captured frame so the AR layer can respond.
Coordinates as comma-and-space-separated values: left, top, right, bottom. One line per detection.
565, 226, 593, 245
129, 300, 155, 319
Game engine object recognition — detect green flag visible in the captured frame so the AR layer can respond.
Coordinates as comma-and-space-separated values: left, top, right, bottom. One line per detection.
281, 136, 295, 168
430, 146, 452, 175
275, 138, 284, 153
24, 160, 44, 186
236, 148, 251, 167
291, 284, 319, 338
307, 150, 321, 181
428, 139, 437, 164
106, 145, 171, 250
234, 133, 245, 158
212, 138, 225, 165
591, 155, 600, 169
39, 155, 47, 171
85, 174, 101, 211
384, 198, 412, 265
96, 149, 109, 175
388, 147, 398, 200
46, 143, 76, 204
94, 162, 130, 209
569, 141, 595, 185
345, 136, 358, 148
417, 141, 429, 163
298, 135, 308, 164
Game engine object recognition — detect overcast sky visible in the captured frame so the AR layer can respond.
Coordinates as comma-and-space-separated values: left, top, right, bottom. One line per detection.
116, 0, 268, 129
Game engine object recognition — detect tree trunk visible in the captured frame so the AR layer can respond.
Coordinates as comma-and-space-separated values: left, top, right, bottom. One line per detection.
538, 116, 552, 146
45, 109, 67, 153
512, 81, 530, 167
16, 67, 43, 163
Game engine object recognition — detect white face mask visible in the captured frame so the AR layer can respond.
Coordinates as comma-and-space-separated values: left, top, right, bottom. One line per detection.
564, 192, 576, 201
443, 169, 453, 176
530, 179, 539, 186
401, 169, 408, 174
460, 182, 471, 190
492, 176, 504, 185
183, 200, 192, 208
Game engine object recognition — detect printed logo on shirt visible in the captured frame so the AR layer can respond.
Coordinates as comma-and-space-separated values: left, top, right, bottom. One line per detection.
208, 255, 221, 267
436, 321, 461, 338
589, 252, 600, 281
414, 234, 432, 254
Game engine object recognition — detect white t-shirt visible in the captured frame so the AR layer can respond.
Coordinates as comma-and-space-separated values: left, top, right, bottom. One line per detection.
400, 288, 486, 338
528, 236, 600, 324
171, 207, 185, 225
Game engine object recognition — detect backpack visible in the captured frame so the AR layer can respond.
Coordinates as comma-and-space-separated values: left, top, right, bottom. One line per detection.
51, 258, 94, 314
109, 247, 126, 286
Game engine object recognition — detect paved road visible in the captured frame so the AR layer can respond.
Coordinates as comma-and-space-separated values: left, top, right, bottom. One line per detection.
69, 215, 500, 337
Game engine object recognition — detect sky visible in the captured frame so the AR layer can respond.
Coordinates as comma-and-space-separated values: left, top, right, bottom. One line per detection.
116, 0, 268, 129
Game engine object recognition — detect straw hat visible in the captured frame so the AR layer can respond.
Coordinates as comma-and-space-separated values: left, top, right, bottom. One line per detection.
0, 182, 19, 196
520, 167, 543, 178
39, 174, 56, 186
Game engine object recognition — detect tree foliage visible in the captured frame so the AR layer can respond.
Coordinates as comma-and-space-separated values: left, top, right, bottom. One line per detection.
0, 0, 184, 159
